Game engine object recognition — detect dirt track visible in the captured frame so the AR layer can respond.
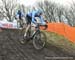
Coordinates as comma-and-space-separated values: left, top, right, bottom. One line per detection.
0, 29, 75, 60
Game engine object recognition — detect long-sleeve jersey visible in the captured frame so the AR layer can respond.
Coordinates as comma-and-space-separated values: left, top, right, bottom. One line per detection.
27, 10, 45, 24
16, 10, 24, 19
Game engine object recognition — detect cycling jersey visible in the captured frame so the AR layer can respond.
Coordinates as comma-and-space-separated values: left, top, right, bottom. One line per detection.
27, 10, 46, 25
16, 10, 24, 20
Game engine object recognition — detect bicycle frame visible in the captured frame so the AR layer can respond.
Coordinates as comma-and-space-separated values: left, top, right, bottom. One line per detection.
30, 23, 41, 39
26, 23, 47, 40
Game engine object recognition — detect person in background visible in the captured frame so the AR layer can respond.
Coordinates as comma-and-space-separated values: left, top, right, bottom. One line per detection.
16, 10, 25, 28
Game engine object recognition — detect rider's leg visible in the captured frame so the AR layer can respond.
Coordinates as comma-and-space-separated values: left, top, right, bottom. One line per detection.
24, 14, 31, 37
18, 16, 24, 28
19, 18, 23, 28
24, 24, 31, 37
17, 19, 20, 28
31, 21, 38, 36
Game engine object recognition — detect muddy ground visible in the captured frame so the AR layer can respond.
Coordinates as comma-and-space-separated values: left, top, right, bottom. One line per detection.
0, 29, 75, 60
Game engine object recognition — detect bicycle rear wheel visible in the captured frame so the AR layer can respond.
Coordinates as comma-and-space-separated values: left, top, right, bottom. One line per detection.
33, 31, 46, 50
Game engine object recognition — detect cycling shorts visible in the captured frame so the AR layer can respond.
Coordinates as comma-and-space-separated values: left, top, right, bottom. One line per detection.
26, 15, 32, 25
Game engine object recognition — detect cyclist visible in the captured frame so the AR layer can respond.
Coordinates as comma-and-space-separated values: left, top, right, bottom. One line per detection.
16, 10, 25, 28
24, 9, 47, 39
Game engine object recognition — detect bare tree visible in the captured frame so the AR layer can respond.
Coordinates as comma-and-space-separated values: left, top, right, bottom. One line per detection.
55, 6, 65, 22
39, 1, 57, 22
69, 0, 75, 26
0, 0, 18, 21
37, 0, 66, 23
63, 0, 75, 26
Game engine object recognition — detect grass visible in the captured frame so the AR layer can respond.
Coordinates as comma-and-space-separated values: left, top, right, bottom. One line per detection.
42, 30, 75, 53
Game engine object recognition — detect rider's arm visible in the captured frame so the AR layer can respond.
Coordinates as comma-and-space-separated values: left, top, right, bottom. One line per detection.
32, 11, 37, 24
39, 16, 46, 25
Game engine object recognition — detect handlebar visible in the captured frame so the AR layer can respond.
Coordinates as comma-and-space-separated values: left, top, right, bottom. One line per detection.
36, 23, 48, 30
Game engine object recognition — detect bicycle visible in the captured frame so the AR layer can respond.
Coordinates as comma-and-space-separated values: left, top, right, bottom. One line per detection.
21, 23, 48, 50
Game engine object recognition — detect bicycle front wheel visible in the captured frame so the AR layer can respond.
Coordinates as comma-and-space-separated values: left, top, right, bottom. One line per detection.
33, 31, 46, 50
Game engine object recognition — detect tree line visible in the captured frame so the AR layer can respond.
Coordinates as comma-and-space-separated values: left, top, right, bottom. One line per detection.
0, 0, 75, 26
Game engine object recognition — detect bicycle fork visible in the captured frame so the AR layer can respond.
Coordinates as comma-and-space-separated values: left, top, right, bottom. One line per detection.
31, 30, 40, 39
